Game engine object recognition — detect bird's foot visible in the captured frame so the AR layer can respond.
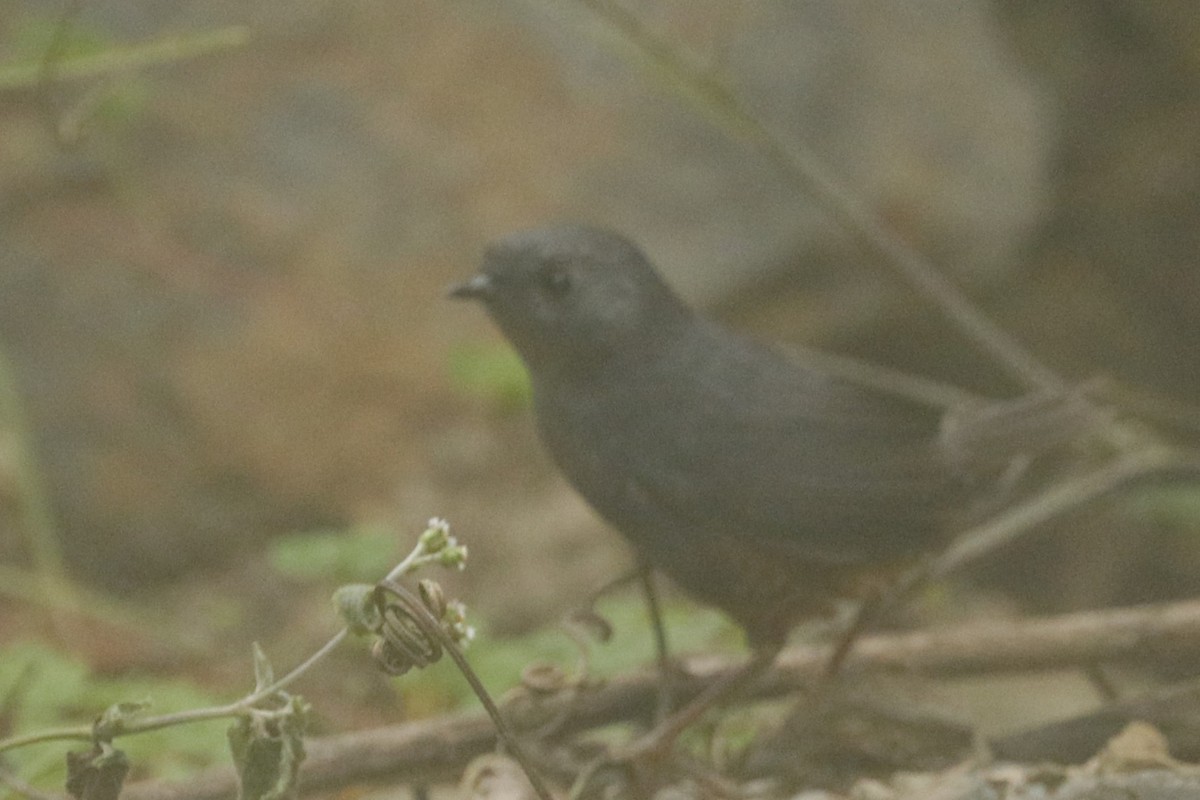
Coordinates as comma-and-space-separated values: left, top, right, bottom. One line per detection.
574, 650, 781, 797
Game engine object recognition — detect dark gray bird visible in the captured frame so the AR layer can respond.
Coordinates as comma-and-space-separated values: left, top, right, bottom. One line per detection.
449, 225, 1103, 759
450, 224, 976, 651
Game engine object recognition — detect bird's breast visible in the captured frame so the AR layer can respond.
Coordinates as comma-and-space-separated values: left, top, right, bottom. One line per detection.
531, 372, 670, 537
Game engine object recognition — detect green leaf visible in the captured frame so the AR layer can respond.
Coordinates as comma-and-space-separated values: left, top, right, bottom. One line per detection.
228, 699, 309, 800
269, 524, 399, 583
331, 584, 381, 635
65, 742, 130, 800
447, 342, 531, 411
1131, 485, 1200, 530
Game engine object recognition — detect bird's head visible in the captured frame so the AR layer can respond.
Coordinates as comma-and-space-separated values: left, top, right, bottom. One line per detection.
449, 225, 688, 374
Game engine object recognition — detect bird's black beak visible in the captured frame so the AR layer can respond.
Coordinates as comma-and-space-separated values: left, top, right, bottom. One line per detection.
447, 273, 493, 301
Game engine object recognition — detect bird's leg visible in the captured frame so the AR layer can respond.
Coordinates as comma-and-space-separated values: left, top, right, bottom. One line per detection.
823, 587, 886, 678
621, 642, 782, 760
825, 554, 953, 678
636, 564, 675, 723
581, 563, 677, 723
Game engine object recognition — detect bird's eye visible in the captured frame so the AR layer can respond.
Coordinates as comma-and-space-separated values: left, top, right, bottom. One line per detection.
539, 265, 572, 297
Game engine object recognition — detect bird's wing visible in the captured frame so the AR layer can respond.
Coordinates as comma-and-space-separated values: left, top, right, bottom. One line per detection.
621, 334, 960, 566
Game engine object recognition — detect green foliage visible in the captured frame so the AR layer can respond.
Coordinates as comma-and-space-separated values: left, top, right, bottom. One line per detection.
6, 16, 114, 62
0, 642, 228, 785
447, 342, 532, 411
65, 742, 130, 800
0, 15, 247, 125
269, 524, 402, 583
1131, 485, 1200, 531
0, 16, 148, 123
227, 697, 309, 800
332, 584, 381, 634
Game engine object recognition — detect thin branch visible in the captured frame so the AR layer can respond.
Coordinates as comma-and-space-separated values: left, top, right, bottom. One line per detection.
115, 598, 1200, 800
827, 447, 1200, 664
931, 447, 1200, 581
0, 628, 352, 757
116, 629, 354, 737
374, 579, 555, 800
567, 0, 1065, 395
0, 26, 251, 91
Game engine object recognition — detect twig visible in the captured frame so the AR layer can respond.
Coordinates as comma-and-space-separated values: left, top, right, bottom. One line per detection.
0, 628, 352, 758
0, 26, 251, 91
930, 447, 1200, 581
822, 446, 1200, 671
373, 579, 555, 800
568, 0, 1066, 395
116, 597, 1200, 800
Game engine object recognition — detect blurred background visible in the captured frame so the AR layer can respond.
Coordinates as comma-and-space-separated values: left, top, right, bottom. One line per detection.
1, 0, 1199, 783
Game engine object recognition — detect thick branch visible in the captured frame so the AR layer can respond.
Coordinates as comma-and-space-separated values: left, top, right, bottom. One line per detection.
119, 598, 1200, 800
